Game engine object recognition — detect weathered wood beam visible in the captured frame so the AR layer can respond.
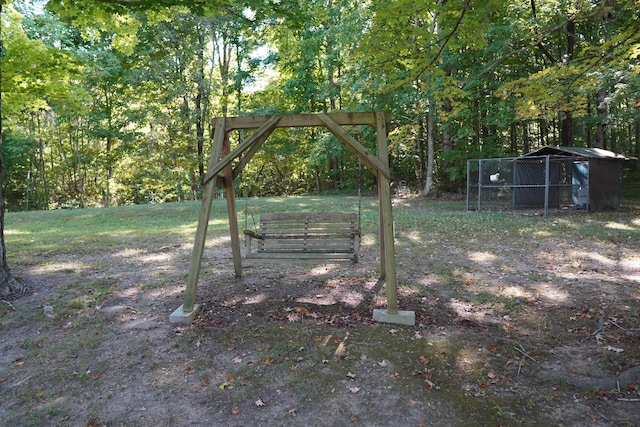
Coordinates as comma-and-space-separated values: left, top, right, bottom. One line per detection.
232, 126, 276, 178
222, 112, 389, 130
375, 111, 400, 316
223, 135, 243, 277
202, 115, 283, 185
182, 117, 226, 313
316, 113, 389, 179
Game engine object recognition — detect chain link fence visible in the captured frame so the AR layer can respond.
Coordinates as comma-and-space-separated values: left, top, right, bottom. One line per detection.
467, 155, 589, 215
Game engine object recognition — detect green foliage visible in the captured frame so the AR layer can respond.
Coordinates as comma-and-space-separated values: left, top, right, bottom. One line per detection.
1, 131, 31, 210
2, 0, 639, 210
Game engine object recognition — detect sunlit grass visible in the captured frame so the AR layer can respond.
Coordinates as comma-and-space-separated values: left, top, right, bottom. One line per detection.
6, 196, 640, 270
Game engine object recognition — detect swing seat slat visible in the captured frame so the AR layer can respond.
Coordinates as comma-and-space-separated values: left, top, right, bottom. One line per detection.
243, 212, 360, 263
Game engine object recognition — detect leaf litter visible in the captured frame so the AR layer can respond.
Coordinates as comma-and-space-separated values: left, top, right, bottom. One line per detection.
3, 198, 640, 426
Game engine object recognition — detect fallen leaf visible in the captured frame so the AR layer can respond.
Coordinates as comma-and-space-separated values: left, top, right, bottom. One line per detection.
219, 381, 232, 390
350, 415, 360, 421
91, 373, 100, 380
490, 346, 499, 353
232, 357, 242, 364
464, 279, 473, 285
287, 313, 301, 322
390, 372, 400, 379
186, 367, 195, 374
348, 386, 360, 393
389, 329, 398, 336
294, 306, 309, 315
419, 356, 430, 365
288, 408, 297, 416
255, 398, 266, 407
289, 365, 298, 371
346, 372, 356, 379
378, 360, 390, 367
588, 413, 599, 420
231, 409, 240, 415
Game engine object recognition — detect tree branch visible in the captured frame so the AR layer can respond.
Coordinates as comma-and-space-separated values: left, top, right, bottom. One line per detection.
385, 0, 470, 95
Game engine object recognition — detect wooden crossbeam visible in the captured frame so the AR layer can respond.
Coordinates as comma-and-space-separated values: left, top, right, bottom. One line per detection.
222, 112, 387, 130
316, 113, 389, 179
202, 115, 283, 186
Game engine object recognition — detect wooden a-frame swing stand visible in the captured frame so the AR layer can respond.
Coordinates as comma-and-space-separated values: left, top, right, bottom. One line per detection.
170, 112, 415, 326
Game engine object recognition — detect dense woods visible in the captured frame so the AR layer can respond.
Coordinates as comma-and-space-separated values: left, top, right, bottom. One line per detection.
1, 0, 639, 211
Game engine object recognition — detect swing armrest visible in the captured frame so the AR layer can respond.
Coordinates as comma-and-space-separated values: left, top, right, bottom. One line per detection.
243, 229, 264, 240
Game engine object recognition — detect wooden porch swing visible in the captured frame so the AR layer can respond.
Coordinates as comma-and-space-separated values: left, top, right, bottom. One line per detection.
242, 158, 364, 263
170, 112, 414, 326
243, 211, 361, 263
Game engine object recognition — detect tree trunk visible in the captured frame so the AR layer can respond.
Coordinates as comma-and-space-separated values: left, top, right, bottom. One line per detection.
560, 17, 575, 146
523, 122, 530, 154
0, 158, 19, 297
510, 122, 517, 155
423, 97, 435, 196
195, 23, 206, 180
635, 109, 640, 163
0, 24, 21, 295
596, 89, 607, 149
561, 112, 573, 146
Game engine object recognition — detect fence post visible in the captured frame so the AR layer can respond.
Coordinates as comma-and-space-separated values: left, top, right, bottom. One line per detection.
477, 160, 483, 212
544, 155, 550, 216
466, 160, 471, 210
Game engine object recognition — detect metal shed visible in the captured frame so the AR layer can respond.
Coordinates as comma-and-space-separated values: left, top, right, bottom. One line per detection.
467, 146, 635, 215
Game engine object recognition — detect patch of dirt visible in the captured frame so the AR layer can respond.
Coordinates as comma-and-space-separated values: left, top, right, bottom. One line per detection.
1, 200, 640, 426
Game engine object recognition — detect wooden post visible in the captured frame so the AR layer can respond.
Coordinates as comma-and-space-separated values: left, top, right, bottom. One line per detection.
378, 182, 386, 279
372, 112, 415, 325
223, 134, 243, 277
178, 118, 226, 316
376, 113, 397, 314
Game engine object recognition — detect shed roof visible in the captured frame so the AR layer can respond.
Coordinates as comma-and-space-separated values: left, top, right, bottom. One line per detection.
524, 146, 635, 160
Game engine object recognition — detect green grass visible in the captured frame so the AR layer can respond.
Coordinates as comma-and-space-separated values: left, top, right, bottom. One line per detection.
7, 195, 640, 276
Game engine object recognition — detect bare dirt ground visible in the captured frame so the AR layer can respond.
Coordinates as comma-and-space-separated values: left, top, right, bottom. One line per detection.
1, 196, 639, 426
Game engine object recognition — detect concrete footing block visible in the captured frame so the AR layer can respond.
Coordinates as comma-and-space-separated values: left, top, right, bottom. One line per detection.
169, 304, 202, 324
372, 309, 415, 326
